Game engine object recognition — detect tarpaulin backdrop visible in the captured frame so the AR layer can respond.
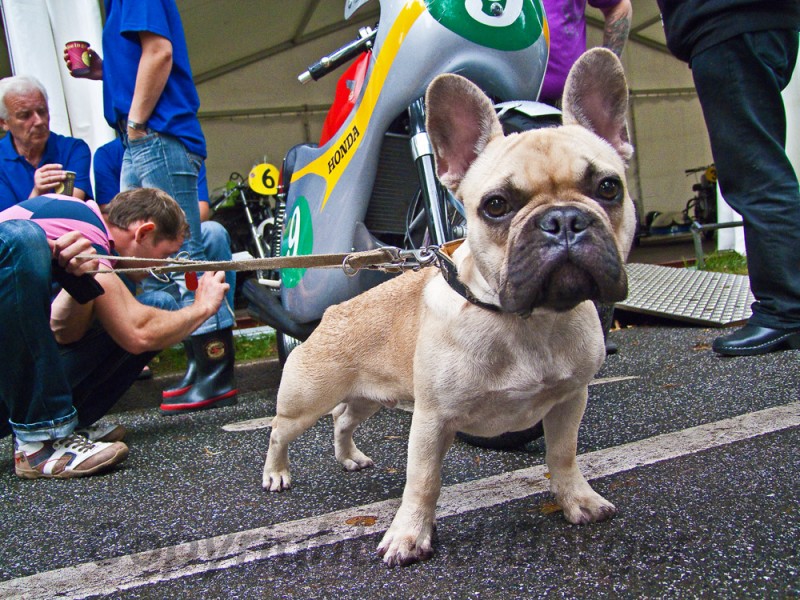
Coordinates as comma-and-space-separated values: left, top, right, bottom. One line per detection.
0, 0, 114, 164
1, 3, 799, 257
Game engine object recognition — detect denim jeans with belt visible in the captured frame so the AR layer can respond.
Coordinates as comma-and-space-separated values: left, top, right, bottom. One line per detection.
121, 131, 235, 334
0, 220, 179, 442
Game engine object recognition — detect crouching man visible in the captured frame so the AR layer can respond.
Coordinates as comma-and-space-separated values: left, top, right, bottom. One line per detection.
0, 188, 229, 479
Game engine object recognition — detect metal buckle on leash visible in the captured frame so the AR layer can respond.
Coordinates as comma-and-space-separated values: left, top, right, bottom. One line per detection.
342, 246, 439, 276
148, 251, 191, 282
397, 247, 439, 271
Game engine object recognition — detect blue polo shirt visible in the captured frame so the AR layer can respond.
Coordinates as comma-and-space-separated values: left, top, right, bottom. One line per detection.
93, 136, 209, 205
92, 137, 125, 205
102, 0, 207, 158
0, 132, 93, 211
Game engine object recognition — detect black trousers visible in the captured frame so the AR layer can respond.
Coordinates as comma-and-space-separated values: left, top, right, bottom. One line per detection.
691, 29, 800, 329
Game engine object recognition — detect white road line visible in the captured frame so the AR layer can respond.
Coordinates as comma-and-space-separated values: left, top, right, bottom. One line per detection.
3, 402, 797, 600
589, 375, 640, 386
221, 416, 274, 432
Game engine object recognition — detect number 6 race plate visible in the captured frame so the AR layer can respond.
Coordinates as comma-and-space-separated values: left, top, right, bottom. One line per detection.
248, 163, 279, 196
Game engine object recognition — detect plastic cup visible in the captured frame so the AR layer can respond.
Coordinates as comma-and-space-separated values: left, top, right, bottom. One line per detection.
65, 41, 91, 75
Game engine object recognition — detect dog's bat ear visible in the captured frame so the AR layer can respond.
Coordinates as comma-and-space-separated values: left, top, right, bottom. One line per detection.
562, 48, 633, 162
425, 74, 504, 191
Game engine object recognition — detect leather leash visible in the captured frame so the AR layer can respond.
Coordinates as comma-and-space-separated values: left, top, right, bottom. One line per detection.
79, 246, 429, 277
79, 239, 506, 313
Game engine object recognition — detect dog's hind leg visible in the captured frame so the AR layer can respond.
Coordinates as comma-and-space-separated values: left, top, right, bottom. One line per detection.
332, 399, 380, 471
263, 357, 349, 492
263, 408, 318, 492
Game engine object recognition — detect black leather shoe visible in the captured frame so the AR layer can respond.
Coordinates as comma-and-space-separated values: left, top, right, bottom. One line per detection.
712, 324, 800, 356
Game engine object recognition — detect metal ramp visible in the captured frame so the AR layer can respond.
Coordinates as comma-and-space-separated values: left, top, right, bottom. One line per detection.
617, 263, 754, 327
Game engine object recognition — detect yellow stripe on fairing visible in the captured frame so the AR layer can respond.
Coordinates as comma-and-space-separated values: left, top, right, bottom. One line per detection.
290, 0, 427, 211
542, 10, 549, 45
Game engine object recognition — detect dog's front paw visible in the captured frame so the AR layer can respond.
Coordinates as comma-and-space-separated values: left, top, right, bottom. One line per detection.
262, 468, 292, 492
559, 490, 617, 525
377, 522, 435, 567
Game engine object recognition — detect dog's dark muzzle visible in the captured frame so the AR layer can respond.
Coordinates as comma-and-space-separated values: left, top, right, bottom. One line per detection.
499, 205, 628, 314
537, 206, 594, 247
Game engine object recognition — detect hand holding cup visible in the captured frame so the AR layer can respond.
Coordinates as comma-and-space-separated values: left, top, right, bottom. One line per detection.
64, 41, 103, 80
65, 41, 91, 75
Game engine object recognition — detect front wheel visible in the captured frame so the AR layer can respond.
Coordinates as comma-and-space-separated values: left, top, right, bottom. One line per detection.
277, 331, 302, 366
456, 422, 544, 450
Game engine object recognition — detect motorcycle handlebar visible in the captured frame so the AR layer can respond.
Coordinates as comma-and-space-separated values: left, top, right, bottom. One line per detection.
298, 26, 376, 84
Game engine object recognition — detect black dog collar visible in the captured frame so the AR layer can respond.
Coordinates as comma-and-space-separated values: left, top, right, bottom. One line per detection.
432, 240, 503, 313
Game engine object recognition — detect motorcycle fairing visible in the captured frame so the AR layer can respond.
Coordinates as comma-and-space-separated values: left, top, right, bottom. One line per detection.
426, 0, 548, 51
319, 53, 371, 146
288, 1, 428, 212
281, 0, 549, 323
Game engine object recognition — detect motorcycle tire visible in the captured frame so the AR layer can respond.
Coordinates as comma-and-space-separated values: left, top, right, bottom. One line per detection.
277, 331, 303, 366
456, 421, 544, 450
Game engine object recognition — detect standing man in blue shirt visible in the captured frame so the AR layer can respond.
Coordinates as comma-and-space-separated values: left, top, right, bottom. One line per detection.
0, 75, 93, 210
93, 135, 212, 219
68, 0, 238, 412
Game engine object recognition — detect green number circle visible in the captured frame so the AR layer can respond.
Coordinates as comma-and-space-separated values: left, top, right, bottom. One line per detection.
425, 0, 544, 51
280, 196, 314, 288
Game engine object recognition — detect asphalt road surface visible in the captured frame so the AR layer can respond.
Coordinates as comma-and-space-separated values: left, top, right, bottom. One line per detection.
0, 325, 797, 599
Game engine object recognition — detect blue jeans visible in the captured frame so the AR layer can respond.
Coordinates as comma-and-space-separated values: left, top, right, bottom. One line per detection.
202, 220, 236, 314
121, 131, 234, 333
58, 288, 177, 428
691, 30, 800, 329
0, 220, 179, 442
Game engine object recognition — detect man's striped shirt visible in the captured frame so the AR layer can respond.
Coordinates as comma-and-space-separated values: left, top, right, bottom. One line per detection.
0, 194, 115, 268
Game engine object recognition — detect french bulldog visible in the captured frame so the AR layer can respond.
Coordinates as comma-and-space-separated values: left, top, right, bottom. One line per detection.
263, 48, 637, 567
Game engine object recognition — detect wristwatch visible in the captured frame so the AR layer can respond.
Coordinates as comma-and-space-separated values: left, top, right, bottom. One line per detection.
127, 119, 148, 132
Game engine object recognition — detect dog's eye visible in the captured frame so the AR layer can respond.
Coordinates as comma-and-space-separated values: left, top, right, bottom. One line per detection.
482, 195, 511, 219
597, 177, 622, 202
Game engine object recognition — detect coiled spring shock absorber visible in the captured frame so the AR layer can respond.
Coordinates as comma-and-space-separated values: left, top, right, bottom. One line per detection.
271, 200, 285, 259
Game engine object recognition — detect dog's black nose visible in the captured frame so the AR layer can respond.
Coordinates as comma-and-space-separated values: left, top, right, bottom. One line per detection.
537, 206, 592, 245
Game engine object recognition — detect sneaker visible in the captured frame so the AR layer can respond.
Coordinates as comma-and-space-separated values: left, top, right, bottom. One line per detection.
74, 423, 127, 443
14, 434, 128, 479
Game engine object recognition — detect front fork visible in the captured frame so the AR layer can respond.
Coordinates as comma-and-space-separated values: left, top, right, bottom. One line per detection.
237, 188, 278, 287
239, 188, 268, 260
408, 99, 451, 245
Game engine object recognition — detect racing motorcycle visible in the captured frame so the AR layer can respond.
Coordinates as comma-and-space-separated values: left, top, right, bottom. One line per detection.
210, 167, 281, 307
245, 0, 557, 448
